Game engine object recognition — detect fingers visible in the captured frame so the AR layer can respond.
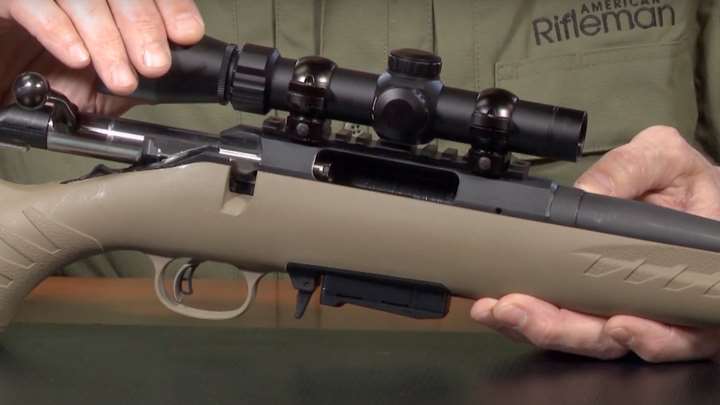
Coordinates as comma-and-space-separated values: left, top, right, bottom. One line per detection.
107, 0, 205, 78
471, 294, 628, 360
606, 316, 720, 363
154, 0, 205, 45
57, 0, 137, 95
575, 126, 706, 199
12, 0, 204, 95
473, 295, 720, 363
470, 298, 499, 324
8, 0, 90, 69
108, 0, 172, 79
471, 298, 529, 343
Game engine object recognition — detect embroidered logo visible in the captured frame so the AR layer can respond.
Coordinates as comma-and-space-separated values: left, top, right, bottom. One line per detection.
533, 0, 676, 46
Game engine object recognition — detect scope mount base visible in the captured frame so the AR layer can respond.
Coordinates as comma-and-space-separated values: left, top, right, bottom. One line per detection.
261, 116, 530, 181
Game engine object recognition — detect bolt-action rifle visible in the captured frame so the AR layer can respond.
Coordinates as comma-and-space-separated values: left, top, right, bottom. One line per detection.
0, 36, 719, 330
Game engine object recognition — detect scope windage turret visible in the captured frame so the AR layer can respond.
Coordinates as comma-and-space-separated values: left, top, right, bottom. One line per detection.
124, 36, 587, 167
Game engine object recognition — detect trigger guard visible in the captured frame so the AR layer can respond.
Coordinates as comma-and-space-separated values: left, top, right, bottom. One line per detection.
151, 255, 265, 320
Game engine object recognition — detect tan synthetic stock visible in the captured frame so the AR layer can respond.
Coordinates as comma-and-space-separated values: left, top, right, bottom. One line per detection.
1, 162, 720, 330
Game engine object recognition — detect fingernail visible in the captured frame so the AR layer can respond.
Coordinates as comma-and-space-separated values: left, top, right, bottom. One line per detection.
471, 304, 493, 321
175, 13, 203, 34
495, 304, 527, 328
111, 64, 136, 89
576, 172, 613, 195
609, 327, 634, 346
69, 43, 89, 63
143, 42, 170, 68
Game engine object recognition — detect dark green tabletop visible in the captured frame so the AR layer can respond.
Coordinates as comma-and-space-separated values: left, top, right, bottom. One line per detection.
0, 324, 718, 405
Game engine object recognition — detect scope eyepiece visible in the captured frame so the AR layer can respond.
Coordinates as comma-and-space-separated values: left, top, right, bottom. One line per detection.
470, 89, 586, 163
510, 101, 587, 162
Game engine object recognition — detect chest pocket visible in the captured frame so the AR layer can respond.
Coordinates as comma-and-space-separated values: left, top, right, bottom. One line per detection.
434, 0, 701, 160
495, 41, 698, 155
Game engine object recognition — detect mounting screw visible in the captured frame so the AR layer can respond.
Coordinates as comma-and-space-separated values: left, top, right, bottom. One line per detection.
296, 122, 310, 138
312, 163, 332, 181
477, 156, 492, 171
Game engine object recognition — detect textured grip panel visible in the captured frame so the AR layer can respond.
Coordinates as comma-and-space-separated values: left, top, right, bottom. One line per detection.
0, 204, 101, 331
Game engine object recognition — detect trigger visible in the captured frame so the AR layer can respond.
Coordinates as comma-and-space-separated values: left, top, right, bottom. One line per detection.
287, 265, 321, 319
173, 260, 200, 303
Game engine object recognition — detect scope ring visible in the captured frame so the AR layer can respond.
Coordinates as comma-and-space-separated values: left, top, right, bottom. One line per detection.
287, 56, 337, 117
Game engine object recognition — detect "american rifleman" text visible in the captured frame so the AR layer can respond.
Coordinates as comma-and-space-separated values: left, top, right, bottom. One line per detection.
533, 0, 676, 46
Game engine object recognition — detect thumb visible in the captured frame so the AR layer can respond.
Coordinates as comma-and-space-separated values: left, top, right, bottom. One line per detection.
574, 167, 615, 196
575, 126, 699, 199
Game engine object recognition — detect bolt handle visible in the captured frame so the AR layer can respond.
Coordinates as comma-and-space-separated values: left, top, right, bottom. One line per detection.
14, 72, 50, 111
12, 72, 78, 129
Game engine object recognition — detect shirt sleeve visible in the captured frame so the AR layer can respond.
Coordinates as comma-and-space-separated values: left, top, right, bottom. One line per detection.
695, 0, 720, 162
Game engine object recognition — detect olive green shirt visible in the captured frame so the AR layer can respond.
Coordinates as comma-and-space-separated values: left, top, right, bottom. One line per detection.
1, 0, 718, 277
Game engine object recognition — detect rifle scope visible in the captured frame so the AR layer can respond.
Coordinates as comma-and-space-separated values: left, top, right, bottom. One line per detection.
125, 36, 587, 173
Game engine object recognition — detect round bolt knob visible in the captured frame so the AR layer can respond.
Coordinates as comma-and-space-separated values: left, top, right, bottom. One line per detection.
13, 72, 49, 110
388, 49, 442, 79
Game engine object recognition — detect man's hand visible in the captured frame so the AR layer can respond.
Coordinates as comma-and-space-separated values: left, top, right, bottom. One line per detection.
0, 0, 204, 116
471, 126, 720, 362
